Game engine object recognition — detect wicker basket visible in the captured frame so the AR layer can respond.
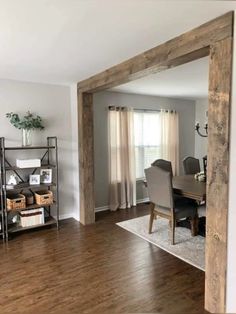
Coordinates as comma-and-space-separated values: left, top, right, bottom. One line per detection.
35, 190, 53, 205
7, 194, 26, 211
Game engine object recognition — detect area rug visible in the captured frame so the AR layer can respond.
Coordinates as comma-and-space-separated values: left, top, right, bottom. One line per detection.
116, 215, 205, 271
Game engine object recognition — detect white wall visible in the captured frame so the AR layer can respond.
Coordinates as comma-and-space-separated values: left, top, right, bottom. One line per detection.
94, 91, 196, 209
70, 84, 80, 221
226, 12, 236, 313
194, 98, 208, 169
0, 79, 77, 220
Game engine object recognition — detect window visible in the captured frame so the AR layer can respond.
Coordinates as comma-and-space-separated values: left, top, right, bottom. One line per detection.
134, 111, 161, 179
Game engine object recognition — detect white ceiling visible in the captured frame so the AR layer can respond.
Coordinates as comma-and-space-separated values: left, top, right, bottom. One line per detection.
0, 0, 235, 85
110, 57, 209, 100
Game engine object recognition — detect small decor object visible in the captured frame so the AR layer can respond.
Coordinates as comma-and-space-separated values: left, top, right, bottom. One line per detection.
16, 159, 41, 168
23, 192, 34, 205
35, 190, 53, 205
6, 111, 44, 147
29, 174, 40, 185
40, 169, 52, 183
194, 171, 206, 182
7, 174, 19, 186
12, 215, 18, 224
7, 194, 26, 210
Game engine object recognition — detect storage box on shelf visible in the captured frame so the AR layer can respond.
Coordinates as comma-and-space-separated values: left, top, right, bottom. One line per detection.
16, 159, 41, 168
19, 208, 45, 227
0, 136, 59, 240
35, 190, 53, 206
7, 194, 26, 210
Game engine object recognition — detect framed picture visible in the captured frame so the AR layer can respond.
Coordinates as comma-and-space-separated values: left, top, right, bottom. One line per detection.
40, 169, 52, 184
29, 174, 40, 185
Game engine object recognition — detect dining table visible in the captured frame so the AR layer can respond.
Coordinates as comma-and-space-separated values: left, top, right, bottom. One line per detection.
143, 174, 206, 203
172, 174, 206, 202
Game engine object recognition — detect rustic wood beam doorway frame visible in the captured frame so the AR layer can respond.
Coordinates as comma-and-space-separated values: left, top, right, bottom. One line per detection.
77, 12, 234, 313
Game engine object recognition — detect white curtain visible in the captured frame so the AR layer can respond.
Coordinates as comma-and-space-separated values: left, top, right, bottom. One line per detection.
108, 106, 136, 211
160, 110, 179, 175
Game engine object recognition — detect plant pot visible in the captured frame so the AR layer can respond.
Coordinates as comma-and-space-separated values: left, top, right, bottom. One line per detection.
22, 129, 32, 146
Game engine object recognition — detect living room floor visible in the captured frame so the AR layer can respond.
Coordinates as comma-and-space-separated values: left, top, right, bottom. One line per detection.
0, 204, 207, 314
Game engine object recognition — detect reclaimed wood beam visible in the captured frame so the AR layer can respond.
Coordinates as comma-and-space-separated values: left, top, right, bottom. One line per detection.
205, 36, 233, 313
78, 12, 233, 93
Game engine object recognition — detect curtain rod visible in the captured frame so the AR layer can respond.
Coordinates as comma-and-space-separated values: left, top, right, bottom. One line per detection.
134, 109, 161, 112
134, 109, 176, 113
108, 106, 176, 113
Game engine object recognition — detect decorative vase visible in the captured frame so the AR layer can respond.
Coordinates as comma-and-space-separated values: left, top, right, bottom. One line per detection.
22, 129, 32, 146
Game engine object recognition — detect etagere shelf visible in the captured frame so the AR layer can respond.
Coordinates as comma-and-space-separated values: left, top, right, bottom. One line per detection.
0, 136, 59, 240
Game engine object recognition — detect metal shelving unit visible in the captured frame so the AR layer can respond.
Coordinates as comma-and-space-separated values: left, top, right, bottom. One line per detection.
0, 136, 59, 240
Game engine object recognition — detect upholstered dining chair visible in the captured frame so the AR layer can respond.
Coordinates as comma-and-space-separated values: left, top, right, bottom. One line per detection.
145, 166, 198, 245
183, 156, 200, 175
151, 159, 173, 177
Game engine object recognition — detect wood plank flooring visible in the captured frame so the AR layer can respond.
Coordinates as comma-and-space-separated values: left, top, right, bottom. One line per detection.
0, 204, 207, 313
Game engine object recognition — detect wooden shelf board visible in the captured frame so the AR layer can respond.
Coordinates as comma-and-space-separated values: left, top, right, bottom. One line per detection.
5, 164, 56, 171
5, 182, 56, 192
8, 216, 57, 233
5, 146, 55, 151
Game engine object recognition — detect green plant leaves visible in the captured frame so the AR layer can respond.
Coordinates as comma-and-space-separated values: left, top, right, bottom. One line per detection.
6, 111, 44, 130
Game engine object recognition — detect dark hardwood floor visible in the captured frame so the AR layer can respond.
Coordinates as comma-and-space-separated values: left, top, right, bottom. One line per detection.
0, 204, 207, 313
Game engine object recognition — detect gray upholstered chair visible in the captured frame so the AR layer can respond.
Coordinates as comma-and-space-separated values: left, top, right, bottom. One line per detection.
183, 156, 200, 175
151, 159, 173, 177
145, 166, 198, 245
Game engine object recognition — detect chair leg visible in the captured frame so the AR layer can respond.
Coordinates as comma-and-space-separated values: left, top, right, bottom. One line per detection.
148, 203, 155, 234
190, 214, 199, 236
170, 214, 175, 245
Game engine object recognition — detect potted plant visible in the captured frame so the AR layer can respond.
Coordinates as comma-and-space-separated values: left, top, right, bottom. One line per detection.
6, 111, 44, 146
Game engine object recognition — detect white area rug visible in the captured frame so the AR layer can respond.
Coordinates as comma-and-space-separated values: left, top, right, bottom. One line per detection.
117, 215, 205, 271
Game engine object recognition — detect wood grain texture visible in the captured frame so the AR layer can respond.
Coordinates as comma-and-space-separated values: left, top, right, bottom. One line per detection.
78, 12, 233, 93
77, 11, 234, 312
205, 37, 233, 313
0, 206, 207, 314
78, 91, 95, 225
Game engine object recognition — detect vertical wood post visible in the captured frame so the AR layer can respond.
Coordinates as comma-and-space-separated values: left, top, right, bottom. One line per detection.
77, 91, 95, 225
77, 12, 234, 312
205, 37, 233, 313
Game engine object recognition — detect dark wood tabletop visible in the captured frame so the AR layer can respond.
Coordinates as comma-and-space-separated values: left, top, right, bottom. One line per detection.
172, 175, 206, 202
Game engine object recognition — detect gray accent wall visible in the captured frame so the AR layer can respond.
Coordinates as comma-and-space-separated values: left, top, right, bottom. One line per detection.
194, 98, 208, 169
0, 79, 75, 219
94, 91, 196, 209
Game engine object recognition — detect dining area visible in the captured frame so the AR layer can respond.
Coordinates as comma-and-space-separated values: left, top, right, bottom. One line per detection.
143, 156, 207, 245
117, 156, 207, 271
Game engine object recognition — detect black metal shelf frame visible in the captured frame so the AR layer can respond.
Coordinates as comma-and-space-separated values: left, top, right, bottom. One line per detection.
0, 136, 59, 240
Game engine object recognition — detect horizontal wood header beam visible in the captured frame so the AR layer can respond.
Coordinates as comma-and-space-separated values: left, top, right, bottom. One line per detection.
78, 11, 233, 93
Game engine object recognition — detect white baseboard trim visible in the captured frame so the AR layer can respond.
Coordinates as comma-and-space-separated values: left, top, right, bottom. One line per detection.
55, 198, 150, 222
53, 212, 80, 221
72, 213, 80, 222
95, 205, 110, 213
136, 197, 150, 204
95, 198, 150, 213
56, 213, 75, 220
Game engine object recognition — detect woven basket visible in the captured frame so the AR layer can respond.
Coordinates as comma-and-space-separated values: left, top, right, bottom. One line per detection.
7, 194, 26, 211
35, 190, 53, 205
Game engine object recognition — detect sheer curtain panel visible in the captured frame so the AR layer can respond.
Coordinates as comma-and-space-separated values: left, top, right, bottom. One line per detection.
160, 110, 179, 175
108, 106, 136, 211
